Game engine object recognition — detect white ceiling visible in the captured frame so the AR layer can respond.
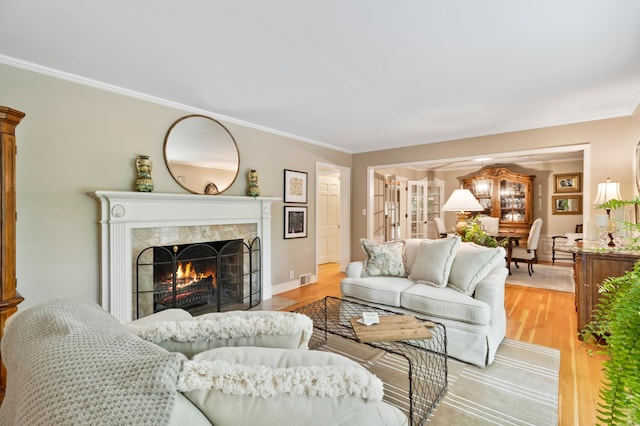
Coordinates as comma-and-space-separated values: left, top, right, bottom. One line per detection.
1, 1, 640, 154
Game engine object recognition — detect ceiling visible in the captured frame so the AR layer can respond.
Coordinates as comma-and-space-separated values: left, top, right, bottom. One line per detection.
1, 1, 640, 154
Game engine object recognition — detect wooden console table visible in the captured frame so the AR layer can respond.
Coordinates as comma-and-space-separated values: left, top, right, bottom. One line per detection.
574, 250, 640, 335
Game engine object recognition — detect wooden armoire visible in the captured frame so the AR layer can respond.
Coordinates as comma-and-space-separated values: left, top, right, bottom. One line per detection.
462, 167, 536, 237
0, 107, 25, 402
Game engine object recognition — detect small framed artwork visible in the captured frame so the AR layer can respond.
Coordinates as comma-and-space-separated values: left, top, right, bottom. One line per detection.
554, 173, 581, 193
284, 169, 308, 203
284, 206, 307, 239
552, 195, 583, 215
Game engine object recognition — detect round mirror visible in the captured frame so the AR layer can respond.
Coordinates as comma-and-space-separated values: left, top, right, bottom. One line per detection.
164, 115, 240, 194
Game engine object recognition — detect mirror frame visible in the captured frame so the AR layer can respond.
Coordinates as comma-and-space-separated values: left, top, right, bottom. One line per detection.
163, 115, 240, 195
552, 195, 582, 215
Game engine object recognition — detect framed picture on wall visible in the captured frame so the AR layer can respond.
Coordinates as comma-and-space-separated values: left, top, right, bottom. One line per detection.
284, 206, 307, 239
284, 169, 308, 203
554, 173, 581, 193
552, 195, 583, 215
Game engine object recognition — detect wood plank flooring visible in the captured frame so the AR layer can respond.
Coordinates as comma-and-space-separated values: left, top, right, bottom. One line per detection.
279, 262, 605, 426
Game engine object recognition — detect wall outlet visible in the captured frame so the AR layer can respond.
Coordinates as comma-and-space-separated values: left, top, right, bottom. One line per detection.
289, 270, 294, 280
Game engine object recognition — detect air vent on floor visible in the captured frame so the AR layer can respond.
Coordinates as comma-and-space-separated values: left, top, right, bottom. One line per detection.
299, 273, 312, 286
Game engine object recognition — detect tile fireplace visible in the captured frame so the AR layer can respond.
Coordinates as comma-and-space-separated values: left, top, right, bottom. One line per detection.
93, 191, 278, 322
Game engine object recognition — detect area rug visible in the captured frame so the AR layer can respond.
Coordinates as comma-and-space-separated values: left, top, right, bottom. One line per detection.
317, 336, 559, 425
507, 263, 574, 293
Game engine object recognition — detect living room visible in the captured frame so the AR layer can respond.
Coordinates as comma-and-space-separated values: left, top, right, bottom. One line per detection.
1, 2, 640, 424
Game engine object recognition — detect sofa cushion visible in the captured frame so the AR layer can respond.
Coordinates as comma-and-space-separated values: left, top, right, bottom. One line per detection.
400, 284, 491, 325
408, 237, 460, 288
128, 311, 313, 358
181, 346, 384, 426
341, 276, 415, 307
360, 239, 407, 277
448, 243, 505, 296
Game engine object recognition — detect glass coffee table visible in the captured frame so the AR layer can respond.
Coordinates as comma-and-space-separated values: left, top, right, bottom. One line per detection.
296, 296, 448, 426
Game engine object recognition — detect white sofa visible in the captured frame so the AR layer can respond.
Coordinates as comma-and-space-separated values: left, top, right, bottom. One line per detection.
0, 299, 407, 426
341, 237, 508, 367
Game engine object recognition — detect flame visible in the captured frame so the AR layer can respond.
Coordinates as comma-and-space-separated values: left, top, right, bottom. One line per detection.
173, 262, 215, 288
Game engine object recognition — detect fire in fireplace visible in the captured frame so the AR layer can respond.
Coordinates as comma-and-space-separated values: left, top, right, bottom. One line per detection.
135, 238, 261, 318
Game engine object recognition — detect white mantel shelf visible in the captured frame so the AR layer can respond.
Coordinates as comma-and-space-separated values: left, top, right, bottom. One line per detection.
92, 191, 280, 322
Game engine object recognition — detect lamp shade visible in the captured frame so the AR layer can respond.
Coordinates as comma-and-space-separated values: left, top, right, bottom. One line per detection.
442, 189, 483, 212
593, 178, 621, 205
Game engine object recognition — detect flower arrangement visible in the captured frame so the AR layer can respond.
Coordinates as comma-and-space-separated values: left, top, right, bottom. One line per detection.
461, 216, 507, 248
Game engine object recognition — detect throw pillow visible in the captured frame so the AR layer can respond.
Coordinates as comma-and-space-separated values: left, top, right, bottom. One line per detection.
130, 311, 314, 358
181, 346, 384, 425
408, 236, 460, 287
448, 243, 505, 295
360, 239, 407, 277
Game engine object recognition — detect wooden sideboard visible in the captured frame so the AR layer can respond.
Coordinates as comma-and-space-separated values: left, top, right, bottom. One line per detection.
0, 107, 25, 402
574, 250, 640, 335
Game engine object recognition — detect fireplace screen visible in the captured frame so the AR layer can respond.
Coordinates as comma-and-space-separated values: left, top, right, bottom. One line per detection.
135, 237, 261, 318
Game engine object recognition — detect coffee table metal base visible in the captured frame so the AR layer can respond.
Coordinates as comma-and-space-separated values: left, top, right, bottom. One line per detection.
296, 296, 448, 426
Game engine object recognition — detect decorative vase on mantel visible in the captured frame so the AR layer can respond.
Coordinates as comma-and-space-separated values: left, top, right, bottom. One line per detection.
247, 169, 260, 197
135, 155, 154, 192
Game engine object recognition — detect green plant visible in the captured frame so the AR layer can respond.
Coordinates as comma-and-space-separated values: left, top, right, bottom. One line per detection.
461, 216, 507, 248
580, 197, 640, 425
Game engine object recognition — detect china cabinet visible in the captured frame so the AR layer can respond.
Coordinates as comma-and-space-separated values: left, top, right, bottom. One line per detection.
462, 167, 535, 236
0, 107, 25, 402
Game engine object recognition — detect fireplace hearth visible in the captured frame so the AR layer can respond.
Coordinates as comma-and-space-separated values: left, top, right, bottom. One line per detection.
135, 237, 261, 318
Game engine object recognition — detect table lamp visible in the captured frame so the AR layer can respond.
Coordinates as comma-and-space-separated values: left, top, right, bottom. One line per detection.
442, 189, 484, 235
593, 177, 621, 247
593, 177, 621, 217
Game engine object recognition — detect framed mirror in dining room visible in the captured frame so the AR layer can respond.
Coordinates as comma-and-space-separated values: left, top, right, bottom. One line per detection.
552, 195, 582, 215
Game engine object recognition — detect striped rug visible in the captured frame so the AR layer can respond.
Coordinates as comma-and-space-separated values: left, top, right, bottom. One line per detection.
317, 336, 559, 425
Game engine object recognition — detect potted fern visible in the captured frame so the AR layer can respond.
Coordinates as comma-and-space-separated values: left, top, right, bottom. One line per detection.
580, 198, 640, 425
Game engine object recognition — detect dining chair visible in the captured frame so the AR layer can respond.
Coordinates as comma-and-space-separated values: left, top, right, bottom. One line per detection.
433, 217, 448, 238
512, 218, 543, 276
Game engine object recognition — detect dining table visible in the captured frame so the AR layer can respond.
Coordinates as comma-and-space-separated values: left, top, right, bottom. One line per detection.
497, 232, 527, 274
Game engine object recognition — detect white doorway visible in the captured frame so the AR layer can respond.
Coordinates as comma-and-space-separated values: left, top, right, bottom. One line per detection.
316, 163, 351, 273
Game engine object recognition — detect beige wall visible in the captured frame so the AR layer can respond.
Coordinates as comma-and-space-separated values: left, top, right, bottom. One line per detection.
352, 112, 640, 260
2, 60, 639, 309
0, 63, 350, 309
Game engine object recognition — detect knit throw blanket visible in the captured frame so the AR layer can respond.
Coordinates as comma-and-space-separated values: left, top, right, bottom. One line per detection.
0, 299, 186, 426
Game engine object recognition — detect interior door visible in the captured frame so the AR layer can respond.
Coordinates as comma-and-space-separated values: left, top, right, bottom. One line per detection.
318, 175, 340, 263
373, 172, 386, 242
407, 180, 428, 238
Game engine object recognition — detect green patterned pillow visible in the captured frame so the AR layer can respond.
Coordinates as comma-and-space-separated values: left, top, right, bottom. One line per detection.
360, 239, 407, 277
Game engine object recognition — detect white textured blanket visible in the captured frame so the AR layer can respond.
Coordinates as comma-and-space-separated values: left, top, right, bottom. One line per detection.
0, 299, 186, 426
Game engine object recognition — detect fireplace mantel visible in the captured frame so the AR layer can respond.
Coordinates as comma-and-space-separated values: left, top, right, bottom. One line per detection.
93, 191, 279, 322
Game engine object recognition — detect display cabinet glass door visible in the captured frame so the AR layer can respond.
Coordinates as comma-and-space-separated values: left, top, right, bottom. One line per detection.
499, 179, 527, 224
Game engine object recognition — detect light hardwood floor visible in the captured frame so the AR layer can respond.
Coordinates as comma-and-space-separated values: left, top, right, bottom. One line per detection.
279, 262, 606, 426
